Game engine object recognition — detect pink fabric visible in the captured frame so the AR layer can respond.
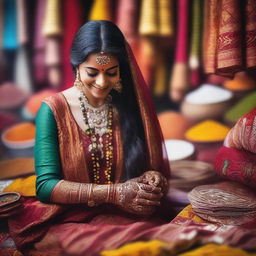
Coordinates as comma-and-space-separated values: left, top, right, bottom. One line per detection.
33, 0, 47, 85
62, 0, 83, 90
224, 107, 256, 153
215, 146, 256, 189
175, 0, 189, 62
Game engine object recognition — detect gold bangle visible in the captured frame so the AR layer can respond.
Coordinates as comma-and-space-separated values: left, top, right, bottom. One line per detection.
87, 184, 96, 207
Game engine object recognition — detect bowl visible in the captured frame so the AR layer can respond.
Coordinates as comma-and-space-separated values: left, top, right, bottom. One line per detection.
181, 84, 233, 121
1, 122, 35, 157
164, 139, 195, 162
0, 192, 22, 218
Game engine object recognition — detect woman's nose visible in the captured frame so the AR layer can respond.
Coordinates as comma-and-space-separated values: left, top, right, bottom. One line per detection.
95, 74, 108, 88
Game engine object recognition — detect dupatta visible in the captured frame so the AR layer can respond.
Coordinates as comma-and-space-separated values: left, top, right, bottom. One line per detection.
8, 40, 171, 251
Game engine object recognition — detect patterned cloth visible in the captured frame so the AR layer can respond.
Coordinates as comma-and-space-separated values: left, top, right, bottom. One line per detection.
215, 107, 256, 188
203, 0, 256, 77
224, 107, 256, 153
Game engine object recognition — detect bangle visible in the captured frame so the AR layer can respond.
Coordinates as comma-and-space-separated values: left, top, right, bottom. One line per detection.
87, 184, 96, 207
109, 184, 116, 204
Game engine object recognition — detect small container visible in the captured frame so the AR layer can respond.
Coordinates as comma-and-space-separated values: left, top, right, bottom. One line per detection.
181, 84, 233, 121
0, 192, 22, 218
165, 139, 195, 162
1, 122, 35, 157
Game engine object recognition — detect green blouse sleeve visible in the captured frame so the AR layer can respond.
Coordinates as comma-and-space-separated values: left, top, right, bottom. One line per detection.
35, 103, 61, 203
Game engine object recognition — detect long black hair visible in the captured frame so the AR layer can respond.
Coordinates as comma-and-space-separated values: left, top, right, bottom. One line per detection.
70, 20, 148, 180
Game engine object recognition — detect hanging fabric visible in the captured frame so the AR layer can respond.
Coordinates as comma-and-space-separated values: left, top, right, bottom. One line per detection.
2, 0, 18, 50
169, 0, 189, 102
116, 0, 138, 43
42, 0, 62, 89
245, 0, 256, 68
62, 0, 83, 90
33, 0, 47, 87
15, 0, 33, 94
189, 0, 203, 88
88, 0, 113, 21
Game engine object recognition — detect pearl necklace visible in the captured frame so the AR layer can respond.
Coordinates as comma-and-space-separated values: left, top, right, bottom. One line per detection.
76, 86, 114, 184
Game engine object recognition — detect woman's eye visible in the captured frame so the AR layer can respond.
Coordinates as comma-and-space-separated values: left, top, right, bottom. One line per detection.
87, 73, 97, 77
107, 72, 117, 77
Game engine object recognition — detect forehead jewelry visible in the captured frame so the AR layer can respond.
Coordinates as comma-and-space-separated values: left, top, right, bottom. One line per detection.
95, 52, 111, 66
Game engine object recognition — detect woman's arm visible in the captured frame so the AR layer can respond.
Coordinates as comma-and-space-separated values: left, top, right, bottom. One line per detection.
35, 103, 62, 202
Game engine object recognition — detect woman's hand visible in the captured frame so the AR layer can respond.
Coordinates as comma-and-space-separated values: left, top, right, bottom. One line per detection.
140, 171, 169, 193
112, 181, 163, 216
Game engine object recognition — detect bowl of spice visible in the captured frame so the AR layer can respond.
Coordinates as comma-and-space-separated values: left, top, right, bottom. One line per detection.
0, 192, 22, 218
1, 122, 36, 157
181, 84, 233, 122
184, 120, 231, 163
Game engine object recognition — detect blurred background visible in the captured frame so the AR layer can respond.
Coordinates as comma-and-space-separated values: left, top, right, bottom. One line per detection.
0, 0, 256, 198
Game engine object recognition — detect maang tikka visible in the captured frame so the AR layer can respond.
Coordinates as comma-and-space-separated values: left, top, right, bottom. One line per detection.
95, 52, 111, 66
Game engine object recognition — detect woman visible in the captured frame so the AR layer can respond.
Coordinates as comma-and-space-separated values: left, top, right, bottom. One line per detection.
8, 20, 173, 256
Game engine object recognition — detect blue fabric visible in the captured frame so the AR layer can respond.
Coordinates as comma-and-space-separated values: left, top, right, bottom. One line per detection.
3, 0, 18, 49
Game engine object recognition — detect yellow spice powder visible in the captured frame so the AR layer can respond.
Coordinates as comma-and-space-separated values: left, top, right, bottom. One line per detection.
185, 120, 230, 142
178, 243, 256, 256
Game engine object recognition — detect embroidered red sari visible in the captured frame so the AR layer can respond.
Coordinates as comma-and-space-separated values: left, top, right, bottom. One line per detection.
8, 42, 173, 256
8, 42, 256, 255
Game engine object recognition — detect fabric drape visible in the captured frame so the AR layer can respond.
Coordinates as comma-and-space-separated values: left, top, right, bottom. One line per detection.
8, 41, 171, 255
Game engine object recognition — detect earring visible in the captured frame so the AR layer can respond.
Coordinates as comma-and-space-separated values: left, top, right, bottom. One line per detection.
113, 79, 122, 93
74, 68, 83, 88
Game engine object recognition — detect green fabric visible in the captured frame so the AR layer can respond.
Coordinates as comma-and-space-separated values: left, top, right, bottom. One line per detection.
224, 92, 256, 124
34, 103, 61, 203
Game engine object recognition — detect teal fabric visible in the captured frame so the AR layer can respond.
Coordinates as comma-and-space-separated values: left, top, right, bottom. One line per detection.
34, 103, 61, 203
3, 0, 18, 49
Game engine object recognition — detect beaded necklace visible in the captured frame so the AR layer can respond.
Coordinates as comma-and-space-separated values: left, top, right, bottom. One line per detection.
76, 87, 114, 184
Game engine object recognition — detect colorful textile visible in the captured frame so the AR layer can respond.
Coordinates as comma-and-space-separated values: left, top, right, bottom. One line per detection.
116, 0, 138, 41
179, 243, 256, 256
8, 40, 171, 256
139, 0, 173, 37
245, 0, 256, 68
215, 146, 256, 188
203, 0, 256, 77
42, 0, 62, 36
33, 0, 47, 85
224, 107, 256, 153
88, 0, 113, 21
172, 205, 205, 224
62, 0, 83, 90
17, 0, 28, 45
169, 0, 189, 102
217, 0, 242, 76
216, 107, 256, 188
101, 240, 169, 256
189, 0, 202, 88
101, 238, 197, 256
224, 92, 256, 125
188, 181, 256, 226
171, 204, 256, 251
203, 0, 219, 74
2, 0, 18, 49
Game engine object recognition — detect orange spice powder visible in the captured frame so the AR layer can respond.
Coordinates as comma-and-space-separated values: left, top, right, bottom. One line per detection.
4, 122, 36, 141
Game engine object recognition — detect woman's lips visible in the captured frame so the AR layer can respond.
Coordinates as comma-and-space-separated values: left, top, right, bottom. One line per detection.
91, 84, 109, 90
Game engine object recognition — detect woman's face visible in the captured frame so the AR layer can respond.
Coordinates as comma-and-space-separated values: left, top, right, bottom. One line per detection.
78, 53, 120, 107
